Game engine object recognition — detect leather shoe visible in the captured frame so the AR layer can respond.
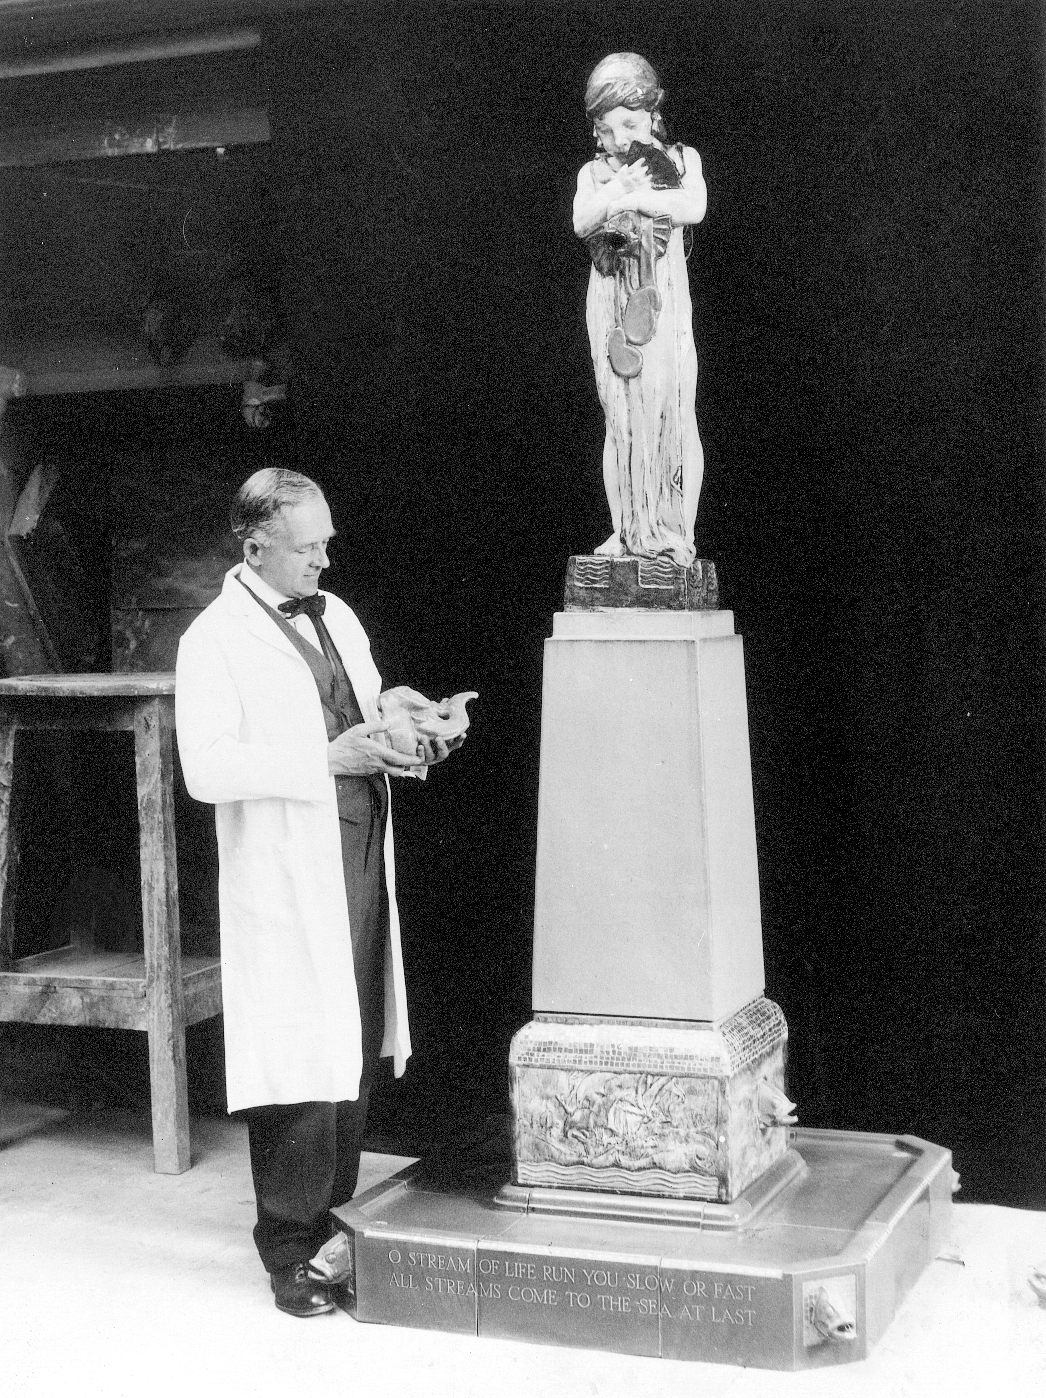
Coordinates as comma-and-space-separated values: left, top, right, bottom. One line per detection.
270, 1261, 335, 1317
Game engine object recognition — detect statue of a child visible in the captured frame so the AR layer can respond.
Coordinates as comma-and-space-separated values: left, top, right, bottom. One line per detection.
573, 53, 707, 568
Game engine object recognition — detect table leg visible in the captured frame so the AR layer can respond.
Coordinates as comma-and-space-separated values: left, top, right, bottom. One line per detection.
134, 697, 190, 1173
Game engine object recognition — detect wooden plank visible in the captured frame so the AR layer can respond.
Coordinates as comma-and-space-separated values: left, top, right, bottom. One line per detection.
0, 105, 270, 168
4, 953, 148, 991
7, 942, 84, 969
0, 2, 320, 53
0, 714, 135, 733
0, 973, 145, 996
0, 333, 265, 398
0, 701, 138, 733
0, 673, 173, 697
0, 951, 219, 1006
4, 464, 63, 670
2, 539, 62, 668
6, 462, 101, 671
181, 955, 221, 980
183, 963, 223, 1026
9, 947, 217, 977
0, 982, 146, 1029
22, 354, 263, 397
134, 694, 190, 1173
0, 422, 57, 675
11, 944, 143, 975
6, 464, 52, 537
0, 24, 262, 79
0, 716, 18, 970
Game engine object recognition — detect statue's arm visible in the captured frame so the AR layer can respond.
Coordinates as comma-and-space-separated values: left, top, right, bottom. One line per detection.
573, 160, 647, 239
606, 147, 707, 228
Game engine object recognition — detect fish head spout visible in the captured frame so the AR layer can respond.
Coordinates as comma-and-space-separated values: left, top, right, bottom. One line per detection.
812, 1287, 857, 1343
756, 1078, 798, 1130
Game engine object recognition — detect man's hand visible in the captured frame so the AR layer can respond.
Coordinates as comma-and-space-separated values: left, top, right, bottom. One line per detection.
328, 722, 425, 777
414, 733, 466, 767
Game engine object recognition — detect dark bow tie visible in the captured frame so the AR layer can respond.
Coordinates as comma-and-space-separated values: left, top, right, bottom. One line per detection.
279, 594, 326, 620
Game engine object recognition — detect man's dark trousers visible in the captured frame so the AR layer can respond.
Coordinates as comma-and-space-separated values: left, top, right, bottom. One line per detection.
245, 774, 388, 1273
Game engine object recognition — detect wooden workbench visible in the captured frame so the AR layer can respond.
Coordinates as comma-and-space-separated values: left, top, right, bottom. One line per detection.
0, 671, 221, 1172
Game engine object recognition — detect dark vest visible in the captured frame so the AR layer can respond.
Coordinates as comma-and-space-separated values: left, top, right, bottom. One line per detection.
239, 579, 386, 826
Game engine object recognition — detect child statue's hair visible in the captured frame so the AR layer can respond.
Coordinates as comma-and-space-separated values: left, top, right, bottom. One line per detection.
584, 52, 668, 142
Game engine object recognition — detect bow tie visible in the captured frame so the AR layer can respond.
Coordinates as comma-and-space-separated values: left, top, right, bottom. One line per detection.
279, 594, 326, 620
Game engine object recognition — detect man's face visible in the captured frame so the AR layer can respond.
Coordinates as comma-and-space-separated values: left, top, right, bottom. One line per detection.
244, 495, 335, 598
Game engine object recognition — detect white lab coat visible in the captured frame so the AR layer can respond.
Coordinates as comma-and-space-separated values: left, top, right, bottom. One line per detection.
174, 565, 411, 1112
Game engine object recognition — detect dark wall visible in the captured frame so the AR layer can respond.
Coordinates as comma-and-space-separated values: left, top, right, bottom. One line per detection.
257, 1, 1044, 1201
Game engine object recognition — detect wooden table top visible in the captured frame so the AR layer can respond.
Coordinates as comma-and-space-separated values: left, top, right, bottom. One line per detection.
0, 672, 175, 698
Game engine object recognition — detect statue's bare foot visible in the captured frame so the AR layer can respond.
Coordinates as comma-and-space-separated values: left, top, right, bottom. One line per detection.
594, 533, 626, 557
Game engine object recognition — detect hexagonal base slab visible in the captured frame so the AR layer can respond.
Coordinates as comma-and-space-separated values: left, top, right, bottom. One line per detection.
331, 1125, 954, 1369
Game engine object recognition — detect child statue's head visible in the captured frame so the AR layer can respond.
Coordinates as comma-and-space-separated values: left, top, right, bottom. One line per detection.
584, 52, 668, 149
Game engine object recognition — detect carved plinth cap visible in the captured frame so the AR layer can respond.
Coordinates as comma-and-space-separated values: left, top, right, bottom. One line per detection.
564, 555, 719, 611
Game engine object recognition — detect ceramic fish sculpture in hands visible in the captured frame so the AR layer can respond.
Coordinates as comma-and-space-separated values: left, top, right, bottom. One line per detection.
377, 686, 478, 759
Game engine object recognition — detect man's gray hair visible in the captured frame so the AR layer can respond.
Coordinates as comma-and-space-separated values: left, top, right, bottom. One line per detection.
230, 468, 326, 542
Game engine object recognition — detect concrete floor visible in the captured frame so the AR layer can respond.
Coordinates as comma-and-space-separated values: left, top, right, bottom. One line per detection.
1, 1100, 1044, 1398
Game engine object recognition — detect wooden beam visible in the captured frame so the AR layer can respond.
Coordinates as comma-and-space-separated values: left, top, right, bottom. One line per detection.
0, 428, 56, 676
134, 695, 190, 1174
0, 24, 260, 79
0, 1, 327, 51
0, 982, 149, 1029
0, 104, 269, 167
0, 674, 175, 697
0, 334, 265, 396
182, 962, 223, 1025
0, 716, 19, 972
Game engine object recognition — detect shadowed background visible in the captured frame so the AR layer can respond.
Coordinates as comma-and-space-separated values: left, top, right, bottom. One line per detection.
264, 1, 1046, 1205
0, 0, 1042, 1206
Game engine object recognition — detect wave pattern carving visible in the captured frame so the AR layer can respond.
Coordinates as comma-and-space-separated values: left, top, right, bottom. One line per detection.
516, 1161, 720, 1199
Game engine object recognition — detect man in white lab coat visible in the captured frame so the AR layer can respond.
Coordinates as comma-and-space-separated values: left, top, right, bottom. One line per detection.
175, 467, 459, 1317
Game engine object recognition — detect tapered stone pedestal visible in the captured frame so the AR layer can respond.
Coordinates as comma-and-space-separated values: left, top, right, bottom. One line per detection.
513, 604, 790, 1198
532, 608, 763, 1023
